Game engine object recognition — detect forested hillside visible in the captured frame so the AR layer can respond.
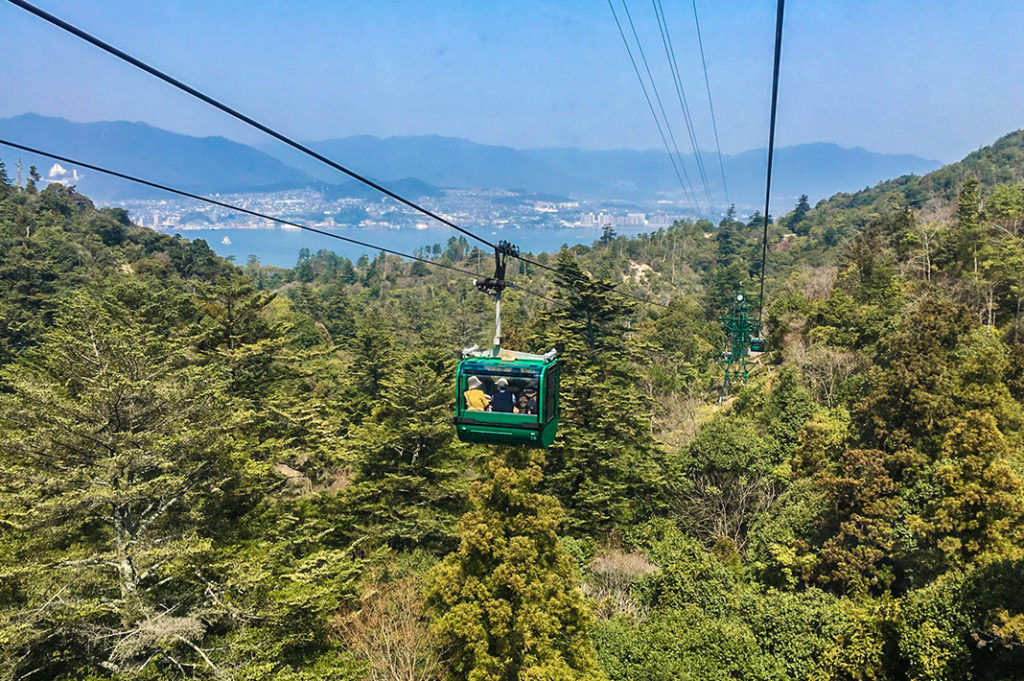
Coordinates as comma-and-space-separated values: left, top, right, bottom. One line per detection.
0, 137, 1022, 681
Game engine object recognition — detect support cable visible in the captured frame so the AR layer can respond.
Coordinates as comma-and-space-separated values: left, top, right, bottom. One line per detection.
8, 0, 663, 308
0, 139, 565, 307
690, 0, 730, 207
651, 0, 715, 212
0, 139, 482, 281
757, 0, 785, 324
607, 0, 703, 216
5, 0, 496, 251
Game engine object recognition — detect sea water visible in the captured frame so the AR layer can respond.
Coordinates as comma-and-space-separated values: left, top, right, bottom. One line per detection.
168, 224, 657, 268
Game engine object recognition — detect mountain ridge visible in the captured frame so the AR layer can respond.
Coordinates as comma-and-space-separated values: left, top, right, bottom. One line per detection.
798, 128, 1024, 234
0, 114, 444, 201
0, 114, 941, 207
0, 114, 316, 199
261, 134, 941, 207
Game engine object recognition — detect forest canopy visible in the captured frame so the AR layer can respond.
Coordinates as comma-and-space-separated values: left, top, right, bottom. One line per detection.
0, 140, 1022, 680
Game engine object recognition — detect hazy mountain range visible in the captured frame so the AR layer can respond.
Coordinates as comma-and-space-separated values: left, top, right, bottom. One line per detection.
0, 114, 941, 208
261, 136, 940, 208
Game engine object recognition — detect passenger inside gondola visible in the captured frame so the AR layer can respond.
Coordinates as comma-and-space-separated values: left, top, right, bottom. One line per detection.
490, 377, 516, 412
464, 376, 490, 411
516, 382, 538, 414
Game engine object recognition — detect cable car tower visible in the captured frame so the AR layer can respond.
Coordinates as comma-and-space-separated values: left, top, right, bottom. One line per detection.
718, 291, 764, 403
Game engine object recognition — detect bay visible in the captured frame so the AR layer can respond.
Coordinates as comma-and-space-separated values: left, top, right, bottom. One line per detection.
167, 224, 659, 268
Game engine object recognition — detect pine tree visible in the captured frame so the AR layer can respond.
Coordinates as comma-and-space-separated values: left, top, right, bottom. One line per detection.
857, 299, 975, 455
813, 449, 901, 595
194, 275, 288, 399
344, 311, 399, 419
939, 177, 984, 271
787, 194, 812, 235
762, 367, 817, 457
427, 447, 605, 681
25, 165, 39, 193
599, 223, 617, 245
533, 251, 664, 534
339, 348, 468, 551
0, 294, 243, 677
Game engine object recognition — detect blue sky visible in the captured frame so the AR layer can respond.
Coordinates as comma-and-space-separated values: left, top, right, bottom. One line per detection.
3, 0, 1023, 162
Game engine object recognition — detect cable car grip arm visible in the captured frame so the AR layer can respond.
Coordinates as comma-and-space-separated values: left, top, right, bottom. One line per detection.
473, 241, 519, 355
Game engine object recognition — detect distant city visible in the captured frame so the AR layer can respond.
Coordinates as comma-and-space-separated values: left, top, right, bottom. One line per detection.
113, 186, 699, 235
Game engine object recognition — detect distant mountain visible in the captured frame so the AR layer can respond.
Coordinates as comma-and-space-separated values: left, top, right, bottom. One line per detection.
324, 176, 443, 201
0, 114, 314, 200
260, 135, 941, 208
721, 143, 941, 208
800, 129, 1024, 231
0, 115, 940, 209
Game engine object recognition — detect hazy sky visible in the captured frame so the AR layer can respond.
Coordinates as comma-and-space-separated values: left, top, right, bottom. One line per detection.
3, 0, 1023, 162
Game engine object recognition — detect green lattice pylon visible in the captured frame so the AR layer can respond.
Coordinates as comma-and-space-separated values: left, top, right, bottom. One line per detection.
718, 291, 762, 402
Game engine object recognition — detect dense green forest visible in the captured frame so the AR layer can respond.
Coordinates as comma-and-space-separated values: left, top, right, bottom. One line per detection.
0, 131, 1022, 681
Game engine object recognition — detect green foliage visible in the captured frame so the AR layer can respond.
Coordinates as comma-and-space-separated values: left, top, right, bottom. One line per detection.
761, 367, 817, 456
784, 194, 812, 236
338, 348, 470, 551
626, 519, 740, 616
857, 299, 977, 454
427, 448, 604, 681
2, 137, 1024, 681
813, 449, 901, 596
667, 418, 777, 551
900, 561, 1024, 681
535, 252, 665, 535
593, 609, 779, 681
914, 411, 1024, 571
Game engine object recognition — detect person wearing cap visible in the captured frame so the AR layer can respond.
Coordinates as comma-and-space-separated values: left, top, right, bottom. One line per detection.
464, 376, 490, 411
517, 383, 539, 415
490, 377, 516, 413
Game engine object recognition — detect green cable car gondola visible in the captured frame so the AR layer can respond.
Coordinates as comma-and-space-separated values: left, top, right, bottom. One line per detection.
455, 348, 560, 448
453, 241, 560, 448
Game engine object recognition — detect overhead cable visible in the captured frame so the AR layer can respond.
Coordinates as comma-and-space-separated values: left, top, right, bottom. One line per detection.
9, 0, 665, 309
606, 0, 703, 216
651, 0, 715, 212
0, 138, 489, 281
5, 0, 496, 251
690, 0, 730, 207
757, 0, 785, 324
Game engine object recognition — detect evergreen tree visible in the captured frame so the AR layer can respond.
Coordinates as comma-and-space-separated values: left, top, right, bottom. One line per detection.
344, 310, 399, 419
25, 165, 39, 193
534, 251, 664, 534
787, 194, 812, 236
762, 367, 817, 457
195, 276, 290, 400
939, 177, 983, 271
295, 246, 314, 281
339, 349, 468, 551
599, 224, 617, 245
427, 448, 604, 681
917, 411, 1024, 570
813, 449, 901, 596
0, 294, 244, 677
857, 299, 975, 455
